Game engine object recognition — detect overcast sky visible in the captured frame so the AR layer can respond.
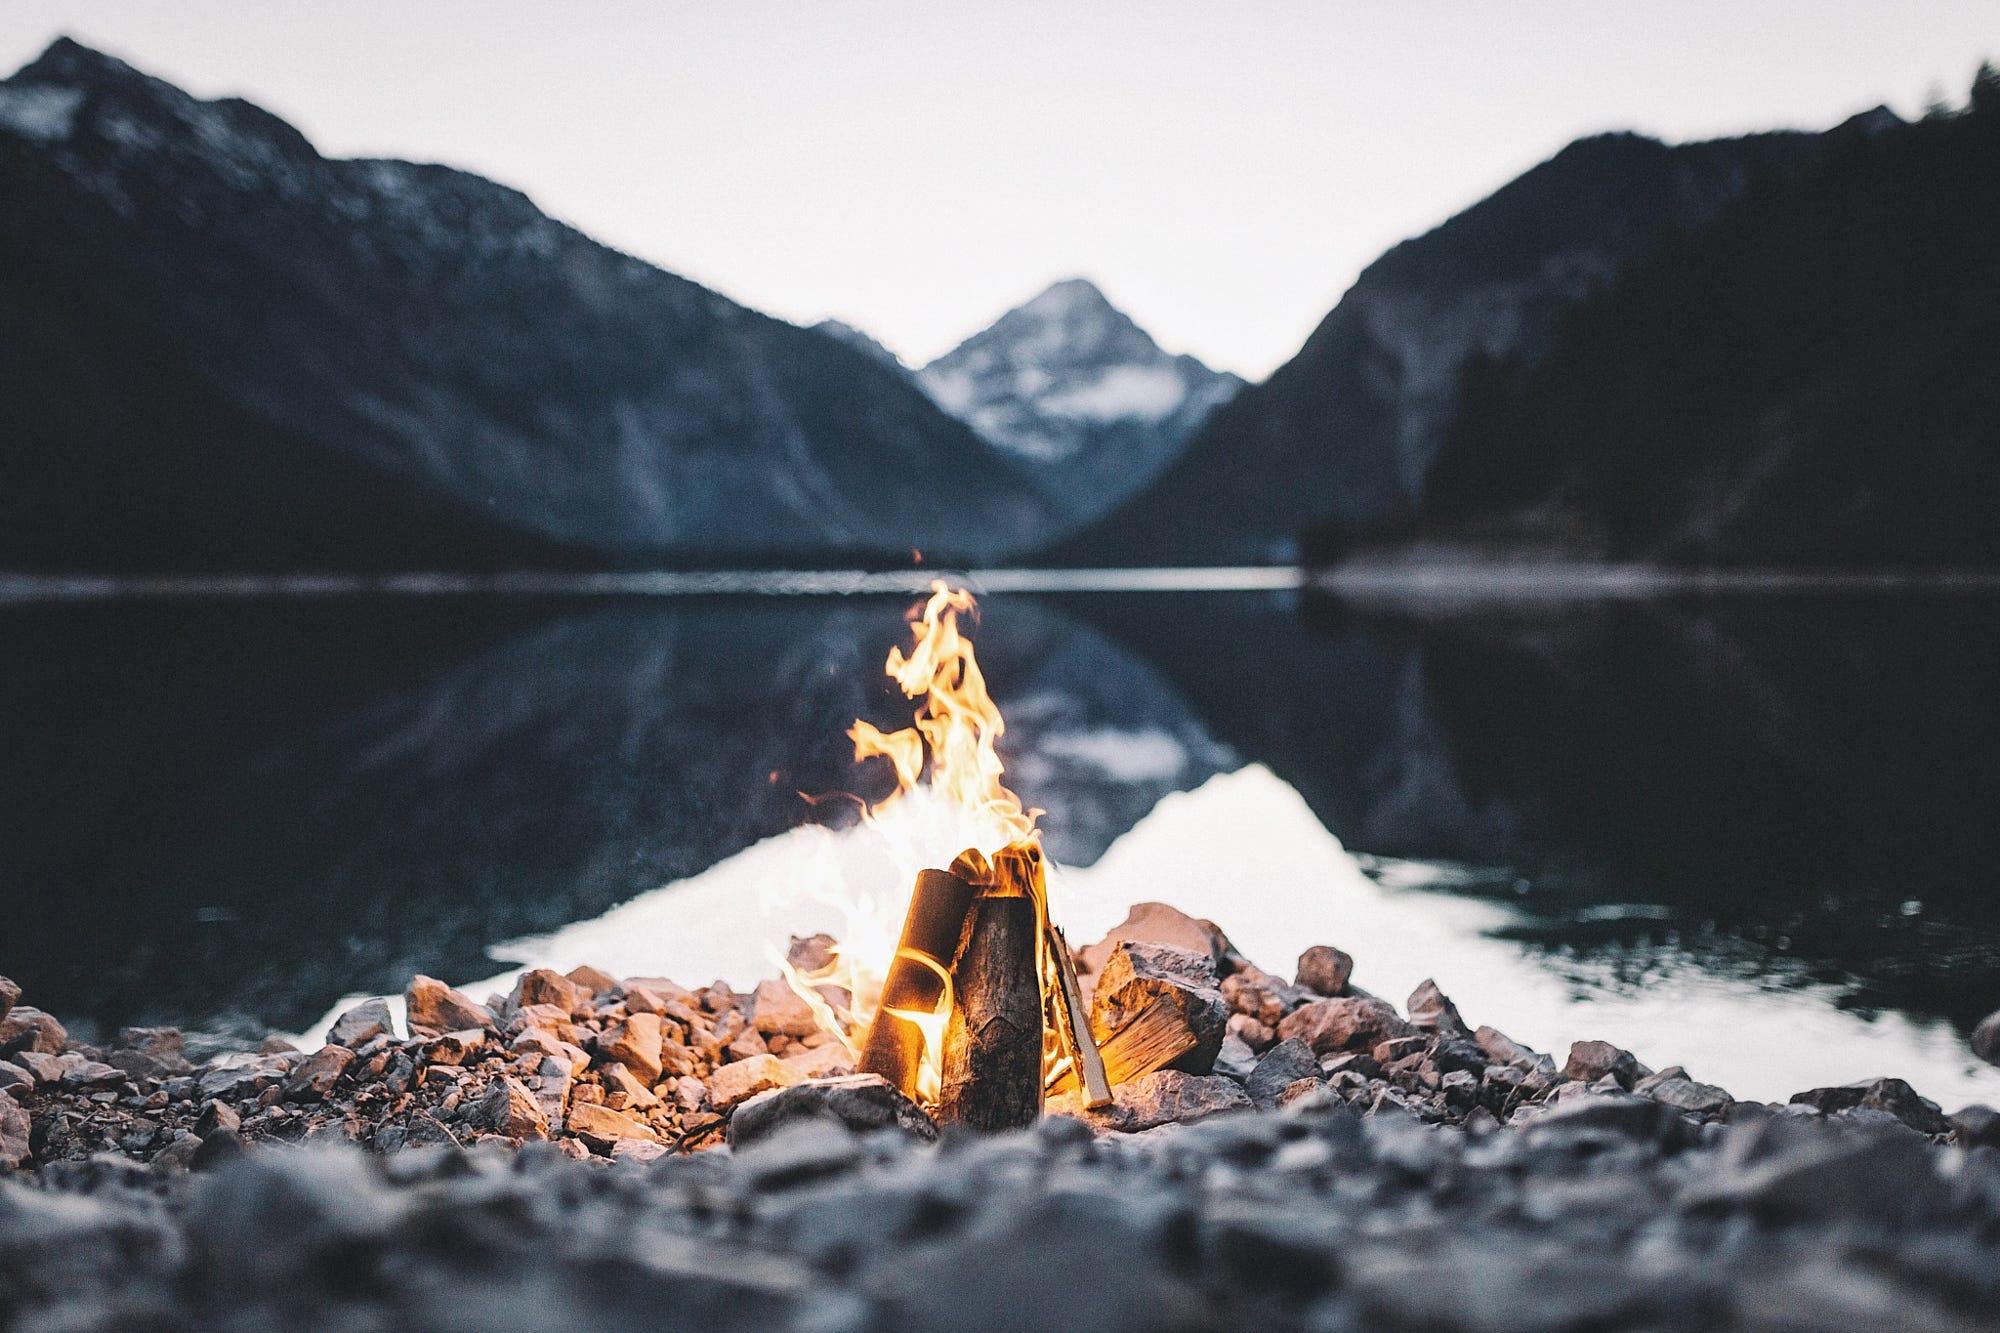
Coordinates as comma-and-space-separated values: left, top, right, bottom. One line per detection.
2, 3, 1993, 377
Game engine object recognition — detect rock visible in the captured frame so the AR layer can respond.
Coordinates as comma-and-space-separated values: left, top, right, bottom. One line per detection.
565, 1101, 656, 1148
609, 1138, 668, 1164
1051, 1069, 1251, 1133
1563, 1040, 1644, 1090
1295, 945, 1353, 996
189, 1128, 247, 1170
405, 976, 494, 1037
1220, 965, 1298, 1026
1682, 1118, 1935, 1223
597, 1012, 665, 1083
780, 1041, 855, 1079
470, 1075, 550, 1141
513, 968, 583, 1014
1277, 996, 1414, 1057
564, 964, 623, 997
0, 1060, 32, 1099
195, 1100, 242, 1138
1406, 979, 1471, 1038
59, 1056, 126, 1089
531, 1055, 574, 1126
786, 933, 838, 973
1641, 1077, 1733, 1117
327, 999, 394, 1048
736, 1116, 863, 1189
0, 1100, 28, 1170
198, 1053, 298, 1101
282, 1046, 356, 1102
1972, 1011, 2000, 1067
1949, 1104, 2000, 1149
0, 1005, 67, 1056
421, 1030, 485, 1067
751, 978, 821, 1038
729, 1073, 937, 1148
599, 1061, 660, 1109
1475, 1025, 1545, 1070
1225, 1013, 1276, 1051
1089, 941, 1228, 1073
1213, 1034, 1258, 1082
1522, 1092, 1691, 1150
15, 1050, 62, 1083
0, 975, 17, 1025
1246, 1038, 1321, 1108
1790, 1078, 1952, 1135
1079, 902, 1239, 979
707, 1054, 802, 1110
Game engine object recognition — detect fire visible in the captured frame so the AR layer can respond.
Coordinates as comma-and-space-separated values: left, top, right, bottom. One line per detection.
778, 581, 1042, 1101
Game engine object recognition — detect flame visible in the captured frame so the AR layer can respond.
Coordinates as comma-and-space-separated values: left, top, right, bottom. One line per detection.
776, 581, 1041, 1101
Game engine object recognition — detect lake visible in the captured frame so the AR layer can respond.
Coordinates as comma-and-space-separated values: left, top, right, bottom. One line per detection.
6, 576, 2000, 1105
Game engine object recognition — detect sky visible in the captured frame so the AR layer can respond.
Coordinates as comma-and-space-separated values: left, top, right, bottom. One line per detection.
1, 3, 1993, 378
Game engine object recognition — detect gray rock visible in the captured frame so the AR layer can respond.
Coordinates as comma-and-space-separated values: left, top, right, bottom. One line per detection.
736, 1117, 863, 1189
1642, 1077, 1733, 1117
327, 999, 394, 1048
1948, 1103, 2000, 1149
728, 1073, 936, 1149
1212, 1034, 1258, 1082
1050, 1069, 1251, 1133
1563, 1039, 1644, 1089
1295, 944, 1353, 996
1406, 978, 1471, 1038
1789, 1077, 1952, 1135
1245, 1038, 1321, 1108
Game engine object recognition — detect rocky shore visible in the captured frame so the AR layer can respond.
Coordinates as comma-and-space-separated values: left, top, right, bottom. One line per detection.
6, 904, 2000, 1330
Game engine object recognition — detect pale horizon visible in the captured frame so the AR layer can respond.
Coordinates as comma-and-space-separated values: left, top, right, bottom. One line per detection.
2, 2, 1993, 377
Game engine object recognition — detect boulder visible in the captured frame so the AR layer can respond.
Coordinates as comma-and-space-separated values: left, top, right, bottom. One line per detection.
707, 1054, 802, 1110
1641, 1077, 1733, 1117
1406, 979, 1470, 1039
1048, 1069, 1251, 1133
513, 968, 583, 1014
327, 999, 394, 1048
729, 1073, 937, 1148
1563, 1040, 1644, 1090
1089, 941, 1228, 1073
1295, 945, 1354, 996
195, 1100, 242, 1138
0, 1005, 66, 1056
598, 1013, 665, 1083
470, 1075, 550, 1141
422, 1030, 486, 1067
751, 978, 821, 1038
405, 976, 494, 1037
565, 964, 623, 998
1277, 996, 1414, 1057
1245, 1038, 1321, 1109
565, 1101, 655, 1148
1790, 1078, 1952, 1135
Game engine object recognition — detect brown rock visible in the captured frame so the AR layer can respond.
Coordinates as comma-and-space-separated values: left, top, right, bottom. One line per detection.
565, 965, 623, 998
471, 1074, 550, 1141
513, 968, 583, 1014
0, 1100, 30, 1170
622, 985, 669, 1016
598, 1013, 665, 1083
15, 1050, 63, 1083
566, 1101, 657, 1148
1295, 945, 1353, 996
1563, 1040, 1644, 1090
1277, 996, 1414, 1056
1048, 1069, 1251, 1133
0, 1061, 32, 1099
1079, 902, 1239, 980
751, 978, 822, 1038
706, 1053, 801, 1110
328, 999, 394, 1048
531, 1054, 574, 1125
509, 1005, 580, 1043
600, 1061, 660, 1109
1089, 941, 1227, 1074
405, 976, 494, 1038
422, 1030, 487, 1067
283, 1046, 356, 1102
786, 933, 838, 973
623, 976, 698, 1004
1221, 966, 1295, 1026
195, 1100, 241, 1137
1226, 1013, 1276, 1052
610, 1138, 669, 1163
781, 1042, 855, 1079
0, 976, 18, 1026
0, 1005, 66, 1056
1407, 979, 1471, 1039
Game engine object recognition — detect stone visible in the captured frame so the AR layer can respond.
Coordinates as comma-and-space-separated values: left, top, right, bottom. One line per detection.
1246, 1038, 1322, 1109
1221, 965, 1297, 1026
1475, 1025, 1545, 1069
195, 1100, 242, 1138
751, 978, 821, 1038
198, 1053, 298, 1101
565, 964, 623, 997
15, 1050, 62, 1083
707, 1054, 802, 1110
0, 1060, 32, 1099
780, 1041, 854, 1079
598, 1012, 665, 1083
60, 1057, 126, 1089
1406, 979, 1470, 1038
1079, 902, 1240, 982
786, 933, 838, 973
1226, 1013, 1276, 1050
1214, 1034, 1258, 1082
609, 1138, 668, 1164
1277, 996, 1415, 1057
726, 1027, 769, 1061
1089, 941, 1228, 1073
421, 1030, 485, 1066
736, 1117, 863, 1189
621, 985, 669, 1016
470, 1075, 550, 1141
0, 1005, 67, 1056
405, 976, 494, 1037
599, 1061, 660, 1109
513, 968, 583, 1014
1642, 1077, 1733, 1117
1973, 1011, 2000, 1067
282, 1046, 356, 1102
566, 1101, 656, 1148
1563, 1040, 1644, 1090
531, 1055, 574, 1126
1790, 1077, 1952, 1135
728, 1073, 937, 1148
1295, 944, 1354, 996
1949, 1103, 2000, 1149
0, 1101, 32, 1169
327, 999, 394, 1048
0, 975, 17, 1025
1049, 1069, 1251, 1133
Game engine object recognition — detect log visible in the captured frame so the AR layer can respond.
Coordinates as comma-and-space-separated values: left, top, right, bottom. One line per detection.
857, 867, 979, 1099
938, 894, 1043, 1130
1048, 996, 1199, 1095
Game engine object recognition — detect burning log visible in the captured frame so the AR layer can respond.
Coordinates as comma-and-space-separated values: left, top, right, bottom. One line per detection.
1048, 996, 1199, 1094
938, 893, 1043, 1130
857, 867, 979, 1100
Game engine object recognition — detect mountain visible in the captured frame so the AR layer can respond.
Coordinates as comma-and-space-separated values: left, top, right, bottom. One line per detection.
915, 278, 1242, 522
810, 319, 909, 376
1049, 126, 1833, 564
0, 39, 1052, 571
1413, 82, 2000, 566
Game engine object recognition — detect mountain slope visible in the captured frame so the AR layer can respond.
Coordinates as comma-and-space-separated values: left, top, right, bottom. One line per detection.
1049, 126, 1832, 564
1416, 87, 2000, 565
0, 39, 1051, 571
917, 278, 1241, 521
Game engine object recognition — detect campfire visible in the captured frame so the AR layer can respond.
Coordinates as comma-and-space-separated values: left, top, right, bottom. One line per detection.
778, 581, 1210, 1127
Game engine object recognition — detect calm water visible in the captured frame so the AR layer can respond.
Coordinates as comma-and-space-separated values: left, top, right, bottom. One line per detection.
6, 581, 2000, 1099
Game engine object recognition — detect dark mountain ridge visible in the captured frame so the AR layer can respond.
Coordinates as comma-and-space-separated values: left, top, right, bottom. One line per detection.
0, 39, 1052, 571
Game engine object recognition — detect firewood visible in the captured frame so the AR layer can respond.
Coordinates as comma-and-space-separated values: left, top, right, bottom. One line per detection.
938, 894, 1042, 1130
857, 867, 978, 1099
1048, 925, 1112, 1107
1048, 997, 1199, 1095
